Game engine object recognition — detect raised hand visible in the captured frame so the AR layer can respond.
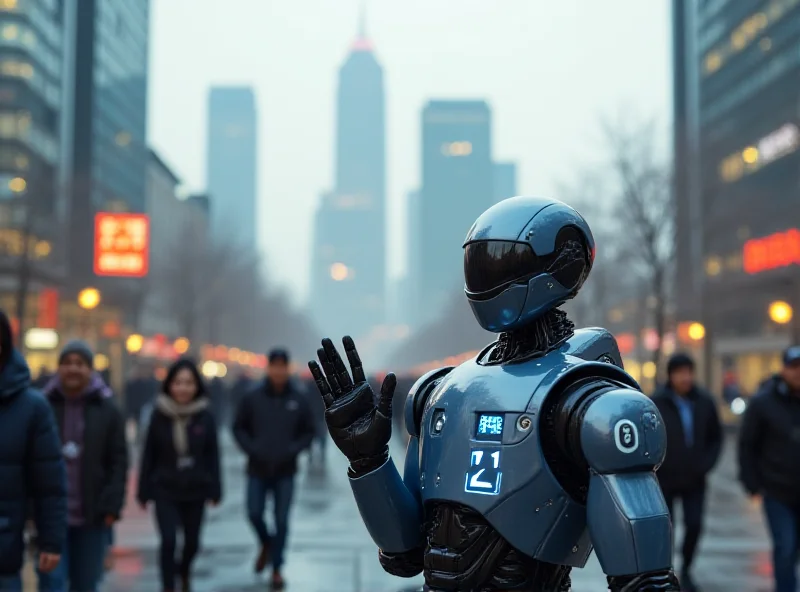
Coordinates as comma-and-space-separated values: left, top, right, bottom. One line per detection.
308, 336, 396, 477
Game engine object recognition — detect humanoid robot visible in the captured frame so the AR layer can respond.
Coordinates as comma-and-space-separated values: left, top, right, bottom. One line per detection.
308, 196, 680, 592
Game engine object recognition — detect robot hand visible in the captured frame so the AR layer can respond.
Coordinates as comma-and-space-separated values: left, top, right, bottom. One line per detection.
308, 336, 396, 477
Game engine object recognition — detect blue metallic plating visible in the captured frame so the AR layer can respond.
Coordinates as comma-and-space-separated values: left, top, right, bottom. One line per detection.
311, 196, 679, 591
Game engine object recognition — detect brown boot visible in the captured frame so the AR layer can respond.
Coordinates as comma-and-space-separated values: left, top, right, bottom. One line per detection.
270, 570, 285, 590
254, 543, 271, 573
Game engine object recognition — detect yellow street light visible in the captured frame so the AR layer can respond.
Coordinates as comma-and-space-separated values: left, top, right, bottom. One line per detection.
173, 337, 190, 354
95, 353, 110, 371
8, 176, 26, 192
742, 146, 759, 164
125, 334, 144, 354
77, 287, 101, 310
687, 322, 706, 341
768, 300, 793, 325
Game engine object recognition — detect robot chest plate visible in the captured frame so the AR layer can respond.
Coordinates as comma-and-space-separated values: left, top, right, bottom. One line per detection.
416, 355, 594, 566
417, 359, 547, 511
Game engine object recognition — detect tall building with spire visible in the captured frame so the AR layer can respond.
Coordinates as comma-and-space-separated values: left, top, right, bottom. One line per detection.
309, 9, 387, 343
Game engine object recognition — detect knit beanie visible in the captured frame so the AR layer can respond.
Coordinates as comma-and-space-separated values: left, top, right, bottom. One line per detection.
59, 339, 94, 368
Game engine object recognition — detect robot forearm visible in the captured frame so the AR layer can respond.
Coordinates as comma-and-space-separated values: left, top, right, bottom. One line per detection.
588, 473, 679, 590
349, 458, 424, 554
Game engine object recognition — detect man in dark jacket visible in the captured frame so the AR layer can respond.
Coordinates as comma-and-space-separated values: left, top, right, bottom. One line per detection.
39, 340, 128, 592
652, 352, 723, 592
0, 310, 65, 590
233, 348, 315, 590
739, 345, 800, 592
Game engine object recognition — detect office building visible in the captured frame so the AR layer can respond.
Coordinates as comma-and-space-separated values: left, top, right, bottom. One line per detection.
206, 86, 257, 251
493, 161, 517, 203
68, 0, 150, 295
309, 16, 386, 340
0, 0, 73, 295
419, 100, 492, 325
140, 149, 181, 336
673, 0, 800, 391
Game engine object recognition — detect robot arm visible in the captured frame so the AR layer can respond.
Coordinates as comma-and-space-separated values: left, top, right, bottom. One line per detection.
376, 367, 453, 577
576, 387, 680, 591
351, 368, 451, 569
377, 435, 426, 577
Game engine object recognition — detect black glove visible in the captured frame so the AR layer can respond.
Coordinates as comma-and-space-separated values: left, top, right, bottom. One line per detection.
308, 336, 396, 478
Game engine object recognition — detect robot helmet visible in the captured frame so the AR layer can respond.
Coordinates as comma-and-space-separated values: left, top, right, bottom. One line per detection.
462, 196, 595, 333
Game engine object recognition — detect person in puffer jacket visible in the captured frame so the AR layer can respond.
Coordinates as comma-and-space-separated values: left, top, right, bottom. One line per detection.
0, 309, 66, 590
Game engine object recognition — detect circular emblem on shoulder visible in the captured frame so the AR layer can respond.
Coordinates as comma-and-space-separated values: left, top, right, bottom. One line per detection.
614, 419, 639, 453
598, 354, 618, 366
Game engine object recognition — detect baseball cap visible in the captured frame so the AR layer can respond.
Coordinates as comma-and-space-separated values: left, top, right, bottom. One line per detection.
783, 345, 800, 366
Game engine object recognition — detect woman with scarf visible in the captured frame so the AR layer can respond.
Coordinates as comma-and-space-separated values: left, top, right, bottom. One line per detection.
137, 359, 222, 592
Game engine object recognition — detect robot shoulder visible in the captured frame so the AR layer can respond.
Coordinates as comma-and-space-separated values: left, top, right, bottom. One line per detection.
404, 366, 454, 437
578, 388, 666, 474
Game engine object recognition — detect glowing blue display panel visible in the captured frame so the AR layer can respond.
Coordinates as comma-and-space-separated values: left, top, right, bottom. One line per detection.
475, 413, 504, 441
465, 449, 502, 495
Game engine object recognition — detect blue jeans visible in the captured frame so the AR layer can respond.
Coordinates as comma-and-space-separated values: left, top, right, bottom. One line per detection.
0, 575, 21, 591
37, 525, 107, 592
763, 496, 800, 592
246, 475, 295, 570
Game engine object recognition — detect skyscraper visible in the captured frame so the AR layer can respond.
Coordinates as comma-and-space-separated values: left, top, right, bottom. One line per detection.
493, 162, 517, 203
206, 87, 258, 251
673, 0, 800, 387
0, 0, 73, 288
69, 0, 150, 291
419, 100, 492, 325
309, 13, 386, 340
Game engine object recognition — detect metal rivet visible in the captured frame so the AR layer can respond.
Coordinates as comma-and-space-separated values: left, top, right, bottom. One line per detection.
435, 474, 441, 486
517, 416, 532, 431
572, 546, 578, 553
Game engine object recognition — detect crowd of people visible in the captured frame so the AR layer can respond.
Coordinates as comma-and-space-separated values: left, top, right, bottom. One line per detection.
0, 296, 798, 591
654, 347, 800, 592
0, 302, 323, 591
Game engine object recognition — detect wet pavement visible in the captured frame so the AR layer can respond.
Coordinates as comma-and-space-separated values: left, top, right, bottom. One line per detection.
94, 434, 774, 592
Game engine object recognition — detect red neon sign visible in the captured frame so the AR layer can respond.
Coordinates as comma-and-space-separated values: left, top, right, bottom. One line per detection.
93, 213, 150, 278
743, 228, 800, 274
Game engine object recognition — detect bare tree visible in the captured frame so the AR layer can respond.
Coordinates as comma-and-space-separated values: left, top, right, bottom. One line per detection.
151, 219, 317, 357
602, 118, 675, 372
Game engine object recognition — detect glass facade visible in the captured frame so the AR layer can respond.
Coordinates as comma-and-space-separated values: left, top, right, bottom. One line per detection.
90, 0, 148, 213
206, 87, 257, 250
0, 0, 63, 228
419, 100, 493, 325
676, 0, 800, 364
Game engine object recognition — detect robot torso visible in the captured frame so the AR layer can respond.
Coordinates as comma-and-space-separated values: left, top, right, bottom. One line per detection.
416, 328, 634, 572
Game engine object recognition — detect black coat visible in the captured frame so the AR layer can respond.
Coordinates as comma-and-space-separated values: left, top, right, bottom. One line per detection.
137, 404, 221, 503
652, 385, 723, 493
0, 351, 66, 575
233, 379, 316, 478
46, 383, 128, 524
739, 375, 800, 503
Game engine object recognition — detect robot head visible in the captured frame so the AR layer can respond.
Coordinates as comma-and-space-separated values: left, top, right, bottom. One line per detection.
462, 196, 595, 333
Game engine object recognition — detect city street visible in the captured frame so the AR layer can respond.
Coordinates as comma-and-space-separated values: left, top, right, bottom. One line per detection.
97, 433, 775, 592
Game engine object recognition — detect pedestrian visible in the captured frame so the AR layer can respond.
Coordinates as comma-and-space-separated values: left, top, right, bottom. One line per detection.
233, 348, 316, 590
738, 345, 800, 592
137, 358, 221, 592
652, 352, 723, 592
39, 339, 128, 592
0, 310, 66, 591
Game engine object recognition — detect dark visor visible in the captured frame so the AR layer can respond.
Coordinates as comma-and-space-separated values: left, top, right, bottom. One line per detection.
464, 240, 544, 294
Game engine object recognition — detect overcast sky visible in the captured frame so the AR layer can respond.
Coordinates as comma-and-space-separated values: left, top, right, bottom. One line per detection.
148, 0, 671, 303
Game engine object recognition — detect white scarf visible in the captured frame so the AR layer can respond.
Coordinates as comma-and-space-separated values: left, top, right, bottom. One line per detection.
154, 394, 209, 457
